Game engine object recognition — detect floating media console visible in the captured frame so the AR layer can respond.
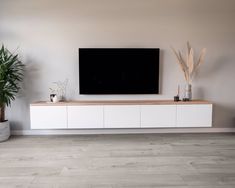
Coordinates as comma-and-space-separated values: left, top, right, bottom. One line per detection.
30, 100, 212, 129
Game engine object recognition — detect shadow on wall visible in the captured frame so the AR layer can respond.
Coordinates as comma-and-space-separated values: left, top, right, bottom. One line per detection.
9, 57, 42, 130
159, 49, 164, 94
196, 56, 232, 79
193, 86, 205, 99
194, 56, 235, 128
22, 57, 42, 102
213, 103, 235, 128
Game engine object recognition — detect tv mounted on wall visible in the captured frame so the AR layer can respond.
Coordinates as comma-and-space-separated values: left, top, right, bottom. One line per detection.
79, 48, 160, 94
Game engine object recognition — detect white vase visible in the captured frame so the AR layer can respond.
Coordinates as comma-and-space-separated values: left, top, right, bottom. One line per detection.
185, 84, 192, 100
50, 94, 59, 103
0, 121, 10, 142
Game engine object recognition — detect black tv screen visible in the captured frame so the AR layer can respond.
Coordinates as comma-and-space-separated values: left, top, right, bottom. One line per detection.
79, 48, 160, 94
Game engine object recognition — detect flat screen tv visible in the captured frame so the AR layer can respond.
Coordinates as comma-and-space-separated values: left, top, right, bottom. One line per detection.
79, 48, 160, 94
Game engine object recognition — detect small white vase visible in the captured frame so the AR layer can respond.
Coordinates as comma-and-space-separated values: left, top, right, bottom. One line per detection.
0, 121, 10, 142
50, 94, 59, 103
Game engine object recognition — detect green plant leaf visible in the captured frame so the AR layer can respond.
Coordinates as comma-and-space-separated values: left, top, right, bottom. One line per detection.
0, 44, 24, 120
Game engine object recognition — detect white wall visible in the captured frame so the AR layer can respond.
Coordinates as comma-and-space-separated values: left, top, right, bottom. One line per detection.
1, 0, 235, 130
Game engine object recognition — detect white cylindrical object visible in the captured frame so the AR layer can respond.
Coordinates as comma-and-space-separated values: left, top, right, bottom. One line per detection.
185, 84, 192, 100
52, 95, 58, 103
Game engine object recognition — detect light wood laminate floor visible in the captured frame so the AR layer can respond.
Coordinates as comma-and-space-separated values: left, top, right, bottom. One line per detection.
0, 133, 235, 188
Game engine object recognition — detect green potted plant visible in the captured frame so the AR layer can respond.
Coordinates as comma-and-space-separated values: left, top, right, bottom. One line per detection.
0, 45, 24, 142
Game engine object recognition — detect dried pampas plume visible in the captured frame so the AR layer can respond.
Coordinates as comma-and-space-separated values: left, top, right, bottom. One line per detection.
171, 42, 206, 84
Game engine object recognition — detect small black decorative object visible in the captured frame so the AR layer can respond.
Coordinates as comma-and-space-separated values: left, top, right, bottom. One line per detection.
183, 98, 190, 102
174, 95, 180, 102
174, 85, 180, 102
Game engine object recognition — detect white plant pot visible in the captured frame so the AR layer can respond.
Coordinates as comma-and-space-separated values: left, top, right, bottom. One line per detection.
0, 121, 10, 142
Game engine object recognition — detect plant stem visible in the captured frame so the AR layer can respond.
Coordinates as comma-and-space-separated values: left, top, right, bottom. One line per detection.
0, 105, 5, 122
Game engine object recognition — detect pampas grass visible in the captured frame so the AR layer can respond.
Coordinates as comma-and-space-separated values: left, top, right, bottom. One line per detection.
171, 42, 206, 84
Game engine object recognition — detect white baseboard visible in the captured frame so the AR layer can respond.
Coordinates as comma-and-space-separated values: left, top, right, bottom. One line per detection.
11, 128, 235, 136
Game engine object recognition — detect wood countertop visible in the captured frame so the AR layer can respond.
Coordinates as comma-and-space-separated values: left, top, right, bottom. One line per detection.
30, 100, 212, 106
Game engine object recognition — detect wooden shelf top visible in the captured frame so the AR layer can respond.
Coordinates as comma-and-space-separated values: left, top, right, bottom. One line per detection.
31, 100, 212, 106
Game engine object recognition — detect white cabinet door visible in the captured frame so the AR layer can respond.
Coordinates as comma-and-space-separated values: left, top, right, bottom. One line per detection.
141, 105, 176, 128
30, 106, 67, 129
176, 104, 212, 127
67, 106, 103, 129
104, 105, 140, 128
